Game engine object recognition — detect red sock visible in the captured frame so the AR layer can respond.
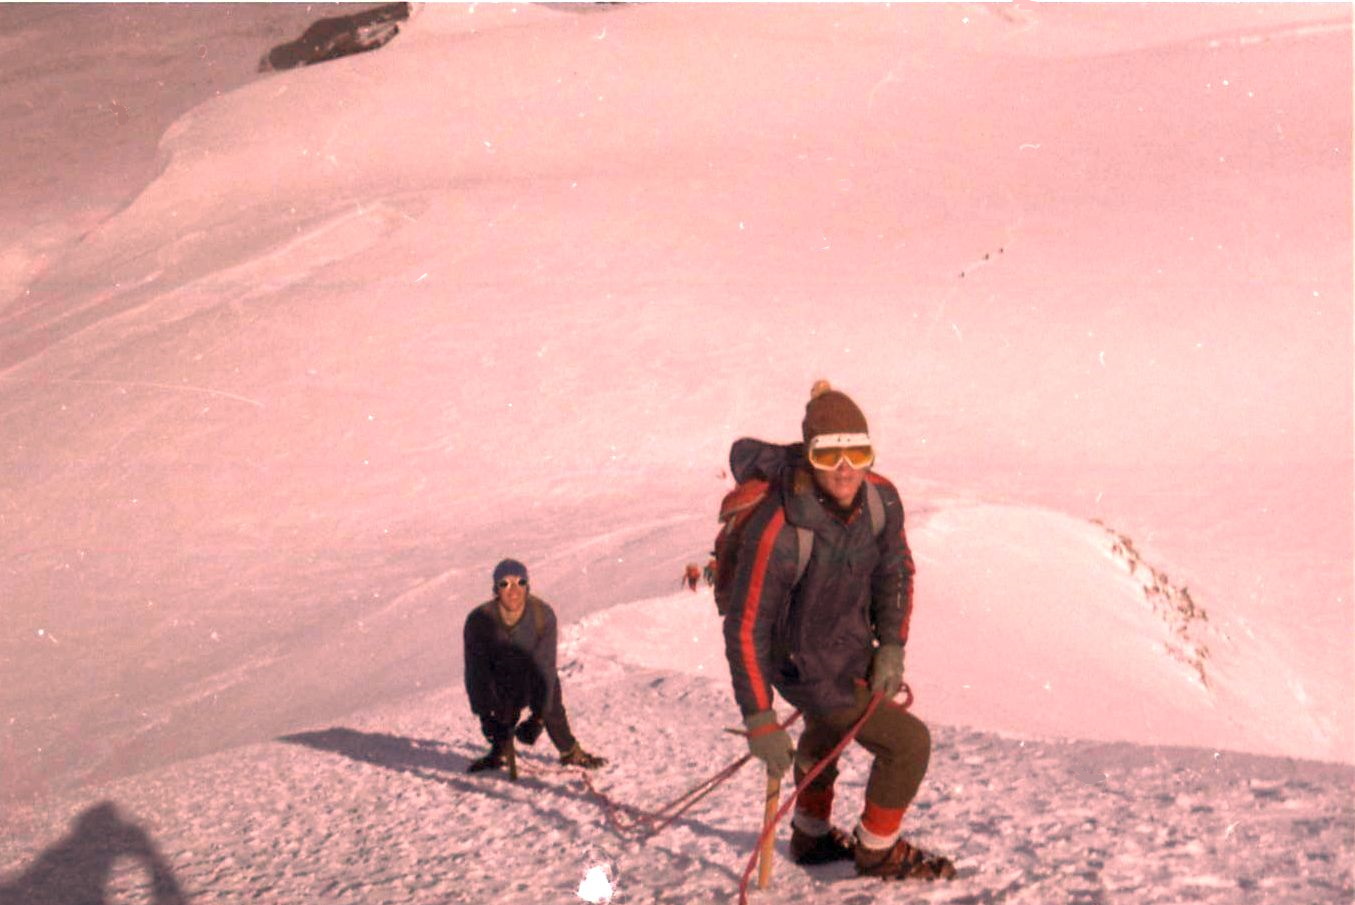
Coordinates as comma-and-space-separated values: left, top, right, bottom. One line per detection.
859, 800, 905, 843
796, 785, 834, 823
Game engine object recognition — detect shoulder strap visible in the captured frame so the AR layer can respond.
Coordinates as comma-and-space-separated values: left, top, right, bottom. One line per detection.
528, 596, 546, 636
792, 483, 887, 586
793, 526, 814, 587
866, 482, 885, 538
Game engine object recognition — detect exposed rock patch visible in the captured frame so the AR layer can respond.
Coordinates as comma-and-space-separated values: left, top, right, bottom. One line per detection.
1096, 519, 1214, 688
260, 3, 410, 73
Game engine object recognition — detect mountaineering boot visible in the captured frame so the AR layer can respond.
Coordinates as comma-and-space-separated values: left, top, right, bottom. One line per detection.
789, 825, 856, 865
559, 743, 608, 769
854, 836, 957, 881
466, 741, 509, 774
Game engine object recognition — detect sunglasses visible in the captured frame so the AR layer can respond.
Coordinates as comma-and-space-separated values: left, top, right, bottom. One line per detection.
496, 577, 528, 590
807, 433, 874, 471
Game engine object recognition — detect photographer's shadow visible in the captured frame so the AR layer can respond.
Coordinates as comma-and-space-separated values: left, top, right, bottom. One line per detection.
0, 801, 186, 905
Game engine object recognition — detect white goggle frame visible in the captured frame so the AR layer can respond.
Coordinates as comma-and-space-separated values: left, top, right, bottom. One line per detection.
809, 433, 871, 450
807, 433, 874, 470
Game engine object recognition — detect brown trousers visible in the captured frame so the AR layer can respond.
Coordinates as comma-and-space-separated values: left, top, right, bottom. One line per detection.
795, 682, 931, 817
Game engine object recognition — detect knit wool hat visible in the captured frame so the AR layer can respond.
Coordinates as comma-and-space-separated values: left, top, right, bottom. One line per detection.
492, 558, 529, 586
801, 380, 869, 445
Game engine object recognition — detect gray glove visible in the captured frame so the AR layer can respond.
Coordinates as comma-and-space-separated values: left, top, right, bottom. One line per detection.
869, 644, 904, 697
743, 709, 794, 778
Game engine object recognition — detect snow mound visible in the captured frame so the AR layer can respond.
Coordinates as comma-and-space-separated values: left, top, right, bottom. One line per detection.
562, 500, 1326, 762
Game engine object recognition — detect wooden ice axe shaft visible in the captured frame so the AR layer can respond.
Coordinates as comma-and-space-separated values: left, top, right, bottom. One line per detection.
758, 772, 780, 888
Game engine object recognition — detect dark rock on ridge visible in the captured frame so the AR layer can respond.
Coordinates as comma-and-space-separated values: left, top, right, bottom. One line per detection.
260, 3, 410, 73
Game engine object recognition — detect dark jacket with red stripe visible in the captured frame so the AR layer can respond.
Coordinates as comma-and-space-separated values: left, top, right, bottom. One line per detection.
721, 439, 915, 717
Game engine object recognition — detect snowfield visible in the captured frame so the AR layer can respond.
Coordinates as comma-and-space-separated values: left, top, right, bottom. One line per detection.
0, 2, 1351, 903
2, 591, 1352, 904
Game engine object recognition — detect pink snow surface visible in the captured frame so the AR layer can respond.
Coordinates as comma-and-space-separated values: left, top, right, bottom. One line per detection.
0, 2, 1350, 812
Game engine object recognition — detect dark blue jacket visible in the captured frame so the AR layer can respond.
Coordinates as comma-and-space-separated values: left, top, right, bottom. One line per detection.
463, 595, 558, 724
722, 439, 915, 716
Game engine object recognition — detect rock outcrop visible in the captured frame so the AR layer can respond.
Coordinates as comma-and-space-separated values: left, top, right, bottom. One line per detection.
260, 3, 410, 73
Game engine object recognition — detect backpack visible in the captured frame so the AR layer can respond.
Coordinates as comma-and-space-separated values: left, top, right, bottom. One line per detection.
710, 477, 886, 616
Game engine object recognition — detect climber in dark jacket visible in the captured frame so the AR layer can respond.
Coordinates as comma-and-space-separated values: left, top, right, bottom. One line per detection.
463, 558, 606, 772
723, 381, 952, 881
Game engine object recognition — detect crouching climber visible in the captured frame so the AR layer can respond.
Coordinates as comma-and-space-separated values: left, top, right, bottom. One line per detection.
463, 559, 607, 772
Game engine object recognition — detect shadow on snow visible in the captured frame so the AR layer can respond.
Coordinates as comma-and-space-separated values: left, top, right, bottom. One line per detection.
0, 801, 186, 905
277, 725, 759, 871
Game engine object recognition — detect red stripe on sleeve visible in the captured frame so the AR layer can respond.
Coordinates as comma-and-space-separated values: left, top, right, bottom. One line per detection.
740, 508, 785, 712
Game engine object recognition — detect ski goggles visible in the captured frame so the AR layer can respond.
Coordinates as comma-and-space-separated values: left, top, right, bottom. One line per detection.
496, 576, 528, 590
807, 433, 875, 471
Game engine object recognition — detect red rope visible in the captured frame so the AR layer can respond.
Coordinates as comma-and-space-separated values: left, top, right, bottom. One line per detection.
736, 683, 912, 904
575, 710, 804, 838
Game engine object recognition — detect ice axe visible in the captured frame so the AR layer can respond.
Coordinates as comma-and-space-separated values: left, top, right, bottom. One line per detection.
757, 771, 780, 888
737, 693, 892, 905
506, 735, 518, 782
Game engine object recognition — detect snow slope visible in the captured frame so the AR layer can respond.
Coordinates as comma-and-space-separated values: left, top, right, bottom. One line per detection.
2, 590, 1351, 905
0, 4, 1351, 894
